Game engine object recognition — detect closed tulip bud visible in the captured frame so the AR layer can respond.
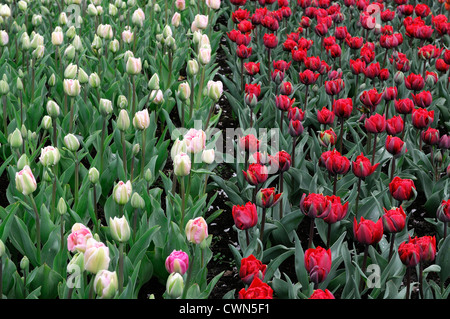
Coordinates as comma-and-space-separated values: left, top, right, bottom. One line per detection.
109, 216, 131, 243
99, 98, 113, 116
122, 28, 134, 44
171, 138, 187, 159
18, 0, 27, 11
63, 79, 81, 97
175, 0, 186, 10
43, 170, 52, 183
133, 109, 150, 130
206, 0, 221, 9
0, 239, 5, 257
17, 154, 30, 170
319, 129, 337, 147
0, 78, 9, 95
178, 82, 190, 101
57, 197, 67, 216
165, 250, 189, 275
51, 30, 64, 46
64, 63, 78, 79
32, 45, 45, 59
89, 72, 101, 88
16, 77, 23, 91
63, 44, 76, 60
39, 146, 61, 167
151, 89, 164, 105
113, 180, 132, 205
131, 192, 145, 209
198, 46, 211, 65
89, 167, 99, 184
207, 80, 223, 102
48, 74, 56, 87
87, 3, 98, 15
187, 59, 199, 77
31, 14, 42, 26
15, 165, 37, 196
353, 216, 384, 246
66, 26, 76, 39
96, 5, 103, 15
256, 188, 282, 209
162, 25, 173, 39
201, 149, 215, 164
9, 128, 23, 148
109, 39, 120, 53
0, 30, 8, 46
172, 12, 181, 27
117, 109, 130, 131
84, 238, 110, 274
126, 57, 142, 75
132, 143, 140, 156
389, 176, 416, 202
394, 71, 404, 86
75, 68, 88, 85
41, 115, 52, 130
351, 153, 379, 179
148, 73, 160, 90
144, 168, 152, 182
173, 152, 191, 176
118, 95, 128, 109
64, 133, 80, 152
185, 217, 208, 244
131, 8, 145, 27
166, 272, 184, 298
94, 270, 118, 299
108, 4, 118, 16
21, 33, 30, 50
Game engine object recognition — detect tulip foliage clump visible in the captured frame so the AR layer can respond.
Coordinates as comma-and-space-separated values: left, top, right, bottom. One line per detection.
0, 0, 449, 301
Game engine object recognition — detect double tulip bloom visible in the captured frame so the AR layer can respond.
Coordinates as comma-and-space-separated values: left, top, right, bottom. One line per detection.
239, 254, 267, 285
165, 250, 189, 275
386, 136, 407, 158
232, 202, 258, 230
15, 165, 37, 196
256, 188, 282, 208
382, 206, 407, 234
185, 217, 208, 244
351, 153, 379, 179
300, 193, 331, 219
389, 176, 416, 202
304, 246, 332, 284
323, 149, 350, 175
323, 195, 348, 224
243, 163, 269, 185
353, 217, 384, 246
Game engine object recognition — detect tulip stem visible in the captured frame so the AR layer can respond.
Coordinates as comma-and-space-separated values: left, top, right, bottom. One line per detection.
51, 170, 57, 221
180, 176, 186, 230
406, 266, 411, 299
31, 58, 35, 102
60, 212, 65, 253
260, 207, 267, 243
118, 242, 124, 295
74, 151, 79, 208
388, 233, 395, 260
52, 118, 57, 148
355, 178, 362, 219
240, 59, 244, 94
339, 117, 344, 153
189, 75, 195, 121
132, 76, 136, 118
279, 172, 284, 220
292, 136, 297, 167
326, 223, 331, 249
93, 185, 99, 234
29, 194, 41, 264
418, 262, 424, 299
245, 229, 250, 246
69, 97, 75, 133
204, 100, 215, 131
333, 173, 337, 196
2, 95, 7, 137
359, 244, 369, 295
121, 131, 127, 177
197, 66, 205, 109
371, 133, 378, 166
308, 217, 315, 249
140, 128, 146, 179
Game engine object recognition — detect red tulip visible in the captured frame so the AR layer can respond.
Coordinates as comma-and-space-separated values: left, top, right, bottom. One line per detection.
333, 98, 353, 118
309, 289, 335, 299
261, 15, 279, 31
421, 127, 440, 145
351, 152, 379, 179
236, 44, 252, 59
334, 26, 348, 40
325, 79, 344, 96
304, 246, 332, 284
412, 91, 432, 108
411, 108, 434, 129
382, 206, 406, 233
275, 95, 294, 111
245, 83, 261, 98
404, 73, 425, 91
287, 107, 305, 121
436, 59, 450, 73
238, 277, 273, 299
439, 135, 450, 150
319, 129, 337, 147
288, 120, 304, 137
243, 62, 260, 75
398, 241, 421, 267
279, 81, 293, 95
232, 202, 258, 230
299, 69, 320, 85
237, 20, 254, 33
349, 59, 366, 75
243, 163, 268, 185
235, 32, 251, 46
300, 193, 331, 219
437, 199, 450, 223
385, 135, 407, 158
269, 150, 291, 173
409, 236, 436, 262
364, 62, 381, 79
256, 187, 282, 208
360, 88, 383, 112
394, 98, 414, 114
353, 217, 384, 246
239, 254, 267, 285
345, 36, 364, 49
323, 195, 348, 224
273, 60, 291, 72
271, 69, 285, 83
364, 113, 386, 134
389, 176, 416, 202
382, 87, 398, 101
386, 115, 404, 135
304, 56, 322, 72
324, 149, 350, 175
263, 33, 278, 49
291, 47, 307, 62
317, 106, 335, 124
239, 134, 260, 152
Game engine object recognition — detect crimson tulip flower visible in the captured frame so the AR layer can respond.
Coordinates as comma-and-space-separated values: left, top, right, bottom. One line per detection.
398, 241, 421, 267
353, 216, 384, 246
239, 254, 267, 285
386, 115, 404, 135
243, 163, 268, 186
389, 176, 416, 202
317, 106, 335, 125
412, 91, 432, 108
232, 202, 258, 230
309, 289, 335, 299
421, 127, 440, 145
351, 153, 379, 179
394, 98, 414, 114
385, 135, 407, 158
382, 206, 406, 234
256, 187, 282, 209
299, 69, 320, 85
238, 277, 273, 299
411, 108, 434, 129
323, 195, 348, 224
404, 73, 425, 91
243, 62, 260, 76
304, 246, 332, 285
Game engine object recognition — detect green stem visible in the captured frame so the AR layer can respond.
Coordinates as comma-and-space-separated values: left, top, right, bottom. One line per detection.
69, 97, 75, 133
189, 75, 195, 121
118, 242, 124, 295
140, 128, 146, 179
60, 212, 64, 252
100, 116, 107, 174
29, 194, 41, 264
93, 185, 99, 234
260, 207, 267, 243
2, 95, 7, 137
180, 177, 186, 229
74, 151, 79, 208
371, 133, 378, 165
121, 131, 127, 177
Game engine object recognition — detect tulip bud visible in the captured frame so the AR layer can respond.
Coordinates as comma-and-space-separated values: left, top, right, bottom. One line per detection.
57, 197, 67, 216
17, 154, 30, 170
99, 98, 113, 117
113, 180, 132, 205
31, 14, 43, 26
109, 216, 131, 243
0, 30, 8, 47
89, 72, 101, 88
94, 270, 118, 299
15, 165, 37, 196
148, 73, 160, 90
126, 57, 142, 75
18, 1, 27, 11
185, 217, 208, 244
64, 133, 80, 152
84, 238, 110, 274
117, 109, 130, 131
41, 116, 52, 130
133, 109, 150, 130
165, 250, 189, 275
66, 26, 76, 39
198, 46, 211, 65
0, 78, 9, 95
51, 30, 64, 46
59, 12, 68, 25
131, 192, 145, 209
78, 68, 89, 84
109, 4, 118, 16
173, 152, 191, 177
207, 80, 223, 102
39, 146, 61, 167
20, 256, 29, 270
132, 143, 140, 156
394, 71, 404, 86
132, 8, 145, 27
16, 77, 23, 91
144, 168, 152, 182
178, 82, 190, 101
89, 167, 99, 184
150, 89, 164, 105
64, 44, 76, 60
171, 12, 181, 27
118, 95, 128, 109
122, 27, 134, 44
201, 149, 215, 164
109, 39, 120, 53
163, 25, 172, 39
48, 74, 56, 87
9, 128, 23, 148
64, 63, 78, 79
187, 59, 199, 77
166, 272, 184, 299
63, 79, 81, 97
